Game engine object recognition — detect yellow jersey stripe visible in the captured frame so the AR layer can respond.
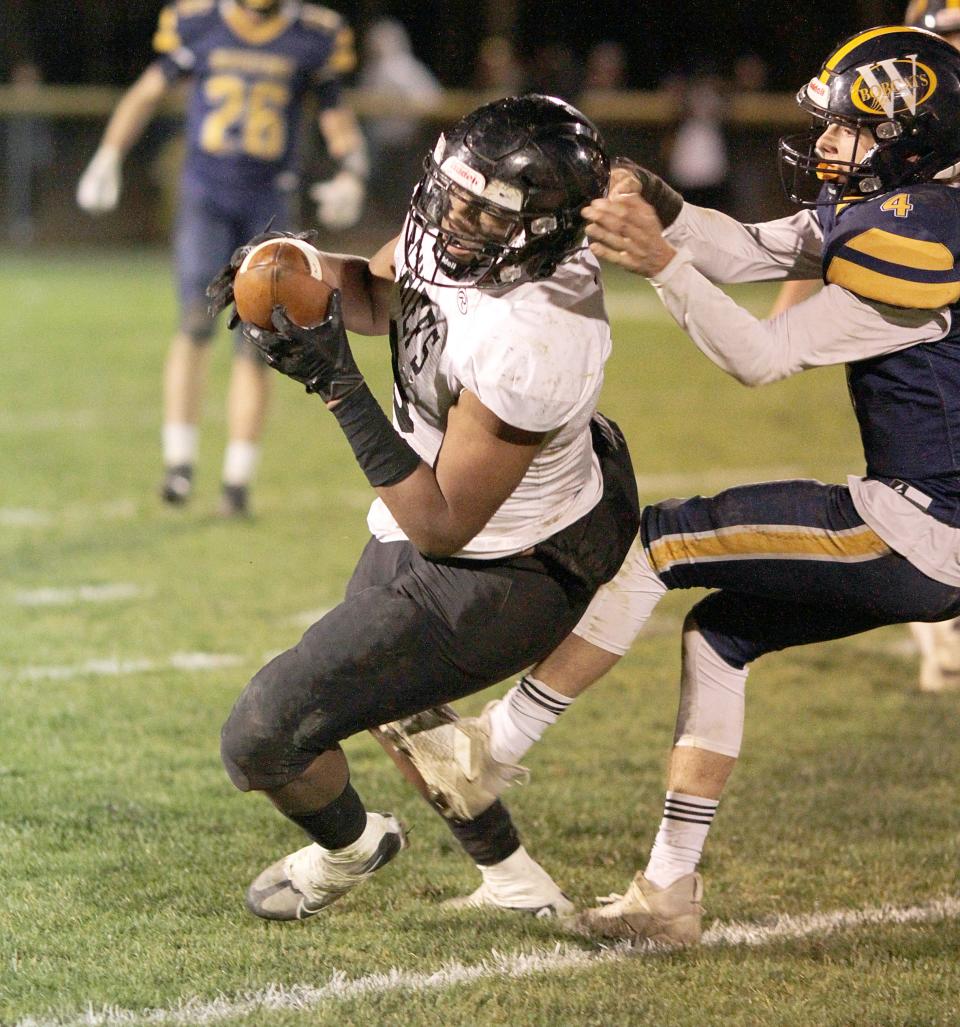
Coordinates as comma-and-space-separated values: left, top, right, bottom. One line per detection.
326, 27, 357, 75
152, 6, 181, 54
820, 26, 909, 84
826, 255, 960, 307
844, 229, 955, 272
649, 523, 891, 573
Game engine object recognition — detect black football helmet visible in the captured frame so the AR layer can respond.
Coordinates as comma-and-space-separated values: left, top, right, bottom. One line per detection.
405, 94, 610, 288
779, 26, 960, 205
906, 0, 960, 35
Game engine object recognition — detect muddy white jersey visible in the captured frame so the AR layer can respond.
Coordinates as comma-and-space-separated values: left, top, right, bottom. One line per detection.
366, 221, 611, 559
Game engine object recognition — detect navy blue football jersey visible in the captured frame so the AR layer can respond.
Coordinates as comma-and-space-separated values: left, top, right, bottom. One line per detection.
153, 0, 355, 194
817, 184, 960, 524
818, 182, 960, 308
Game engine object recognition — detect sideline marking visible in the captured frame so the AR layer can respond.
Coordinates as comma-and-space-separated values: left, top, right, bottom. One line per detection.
14, 896, 960, 1027
13, 583, 150, 607
6, 652, 243, 683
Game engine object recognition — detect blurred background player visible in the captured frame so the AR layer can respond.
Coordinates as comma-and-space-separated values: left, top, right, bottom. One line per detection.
76, 0, 368, 516
766, 1, 960, 691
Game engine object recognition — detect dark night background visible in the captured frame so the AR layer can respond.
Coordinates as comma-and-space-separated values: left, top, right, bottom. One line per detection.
1, 1, 913, 90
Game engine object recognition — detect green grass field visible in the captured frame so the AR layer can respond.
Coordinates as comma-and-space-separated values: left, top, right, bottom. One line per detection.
3, 250, 959, 1026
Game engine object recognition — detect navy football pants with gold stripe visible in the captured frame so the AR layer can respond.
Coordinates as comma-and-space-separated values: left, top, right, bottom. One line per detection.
643, 479, 960, 669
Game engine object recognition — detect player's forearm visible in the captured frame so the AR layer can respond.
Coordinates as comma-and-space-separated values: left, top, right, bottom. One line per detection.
664, 204, 823, 284
101, 65, 169, 156
316, 254, 391, 335
651, 252, 950, 385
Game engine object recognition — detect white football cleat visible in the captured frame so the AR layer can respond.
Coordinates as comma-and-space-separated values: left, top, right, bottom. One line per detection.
443, 845, 574, 918
380, 701, 529, 821
245, 812, 406, 921
911, 619, 960, 692
564, 871, 703, 946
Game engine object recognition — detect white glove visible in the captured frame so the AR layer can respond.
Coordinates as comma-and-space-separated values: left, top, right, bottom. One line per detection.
310, 171, 365, 230
77, 145, 123, 213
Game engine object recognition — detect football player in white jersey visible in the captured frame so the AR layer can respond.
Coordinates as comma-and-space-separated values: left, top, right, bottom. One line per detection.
391, 27, 960, 945
209, 95, 641, 921
771, 1, 960, 692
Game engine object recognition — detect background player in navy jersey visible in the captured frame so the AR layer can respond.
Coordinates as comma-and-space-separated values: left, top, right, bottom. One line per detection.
398, 26, 960, 945
77, 0, 368, 516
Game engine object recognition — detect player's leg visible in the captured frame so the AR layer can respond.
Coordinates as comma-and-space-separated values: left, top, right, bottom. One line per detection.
161, 185, 233, 504
910, 617, 960, 692
571, 481, 960, 943
220, 538, 599, 920
217, 189, 297, 516
218, 335, 270, 516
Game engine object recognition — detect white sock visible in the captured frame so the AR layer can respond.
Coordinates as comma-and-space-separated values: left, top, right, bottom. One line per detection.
325, 812, 385, 864
162, 423, 198, 468
478, 845, 563, 905
222, 440, 260, 487
644, 791, 719, 889
488, 674, 573, 764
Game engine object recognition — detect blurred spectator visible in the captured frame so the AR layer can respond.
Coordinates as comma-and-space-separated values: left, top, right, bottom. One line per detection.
526, 42, 581, 101
582, 40, 627, 92
4, 61, 53, 243
663, 73, 730, 211
727, 53, 783, 220
474, 36, 526, 95
358, 17, 441, 222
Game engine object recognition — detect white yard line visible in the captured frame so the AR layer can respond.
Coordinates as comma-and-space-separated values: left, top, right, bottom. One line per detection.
14, 895, 960, 1027
13, 584, 151, 607
6, 652, 243, 683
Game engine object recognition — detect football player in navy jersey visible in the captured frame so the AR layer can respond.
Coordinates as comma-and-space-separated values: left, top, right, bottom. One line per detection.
397, 26, 960, 945
771, 2, 960, 693
77, 0, 368, 516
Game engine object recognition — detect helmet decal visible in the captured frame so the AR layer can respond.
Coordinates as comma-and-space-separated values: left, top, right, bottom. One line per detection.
440, 156, 487, 196
850, 56, 937, 116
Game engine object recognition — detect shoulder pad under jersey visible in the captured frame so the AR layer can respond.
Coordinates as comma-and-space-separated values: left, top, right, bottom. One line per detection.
299, 4, 356, 76
823, 183, 960, 309
152, 0, 216, 54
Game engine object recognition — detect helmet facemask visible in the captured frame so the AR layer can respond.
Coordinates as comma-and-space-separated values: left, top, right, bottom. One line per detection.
779, 107, 887, 206
407, 150, 576, 288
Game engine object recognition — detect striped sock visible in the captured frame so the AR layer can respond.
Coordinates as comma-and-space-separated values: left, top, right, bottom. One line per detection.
644, 791, 719, 889
487, 674, 573, 764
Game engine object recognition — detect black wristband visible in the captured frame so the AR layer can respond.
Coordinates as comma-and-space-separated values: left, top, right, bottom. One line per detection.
330, 383, 421, 488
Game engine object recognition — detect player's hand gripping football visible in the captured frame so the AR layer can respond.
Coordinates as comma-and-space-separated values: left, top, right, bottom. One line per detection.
243, 291, 365, 404
206, 228, 319, 327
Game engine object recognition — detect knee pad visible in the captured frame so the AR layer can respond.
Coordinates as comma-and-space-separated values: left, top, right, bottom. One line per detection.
181, 302, 216, 345
674, 610, 748, 759
220, 674, 341, 793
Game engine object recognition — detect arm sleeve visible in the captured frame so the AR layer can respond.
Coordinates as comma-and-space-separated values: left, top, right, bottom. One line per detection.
663, 204, 824, 283
650, 249, 951, 386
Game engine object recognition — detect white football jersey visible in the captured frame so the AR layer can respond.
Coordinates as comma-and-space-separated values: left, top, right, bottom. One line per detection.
366, 221, 611, 559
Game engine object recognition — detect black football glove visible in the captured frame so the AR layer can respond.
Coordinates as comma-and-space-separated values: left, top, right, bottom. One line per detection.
205, 227, 320, 326
612, 157, 684, 228
242, 290, 364, 403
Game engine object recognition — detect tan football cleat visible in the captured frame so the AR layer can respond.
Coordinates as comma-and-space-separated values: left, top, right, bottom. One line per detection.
565, 871, 703, 946
379, 701, 529, 821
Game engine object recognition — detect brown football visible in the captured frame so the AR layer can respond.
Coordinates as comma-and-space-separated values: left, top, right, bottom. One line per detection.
233, 238, 333, 330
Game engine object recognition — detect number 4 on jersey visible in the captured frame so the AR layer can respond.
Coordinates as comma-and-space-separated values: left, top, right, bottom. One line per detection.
880, 193, 914, 218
